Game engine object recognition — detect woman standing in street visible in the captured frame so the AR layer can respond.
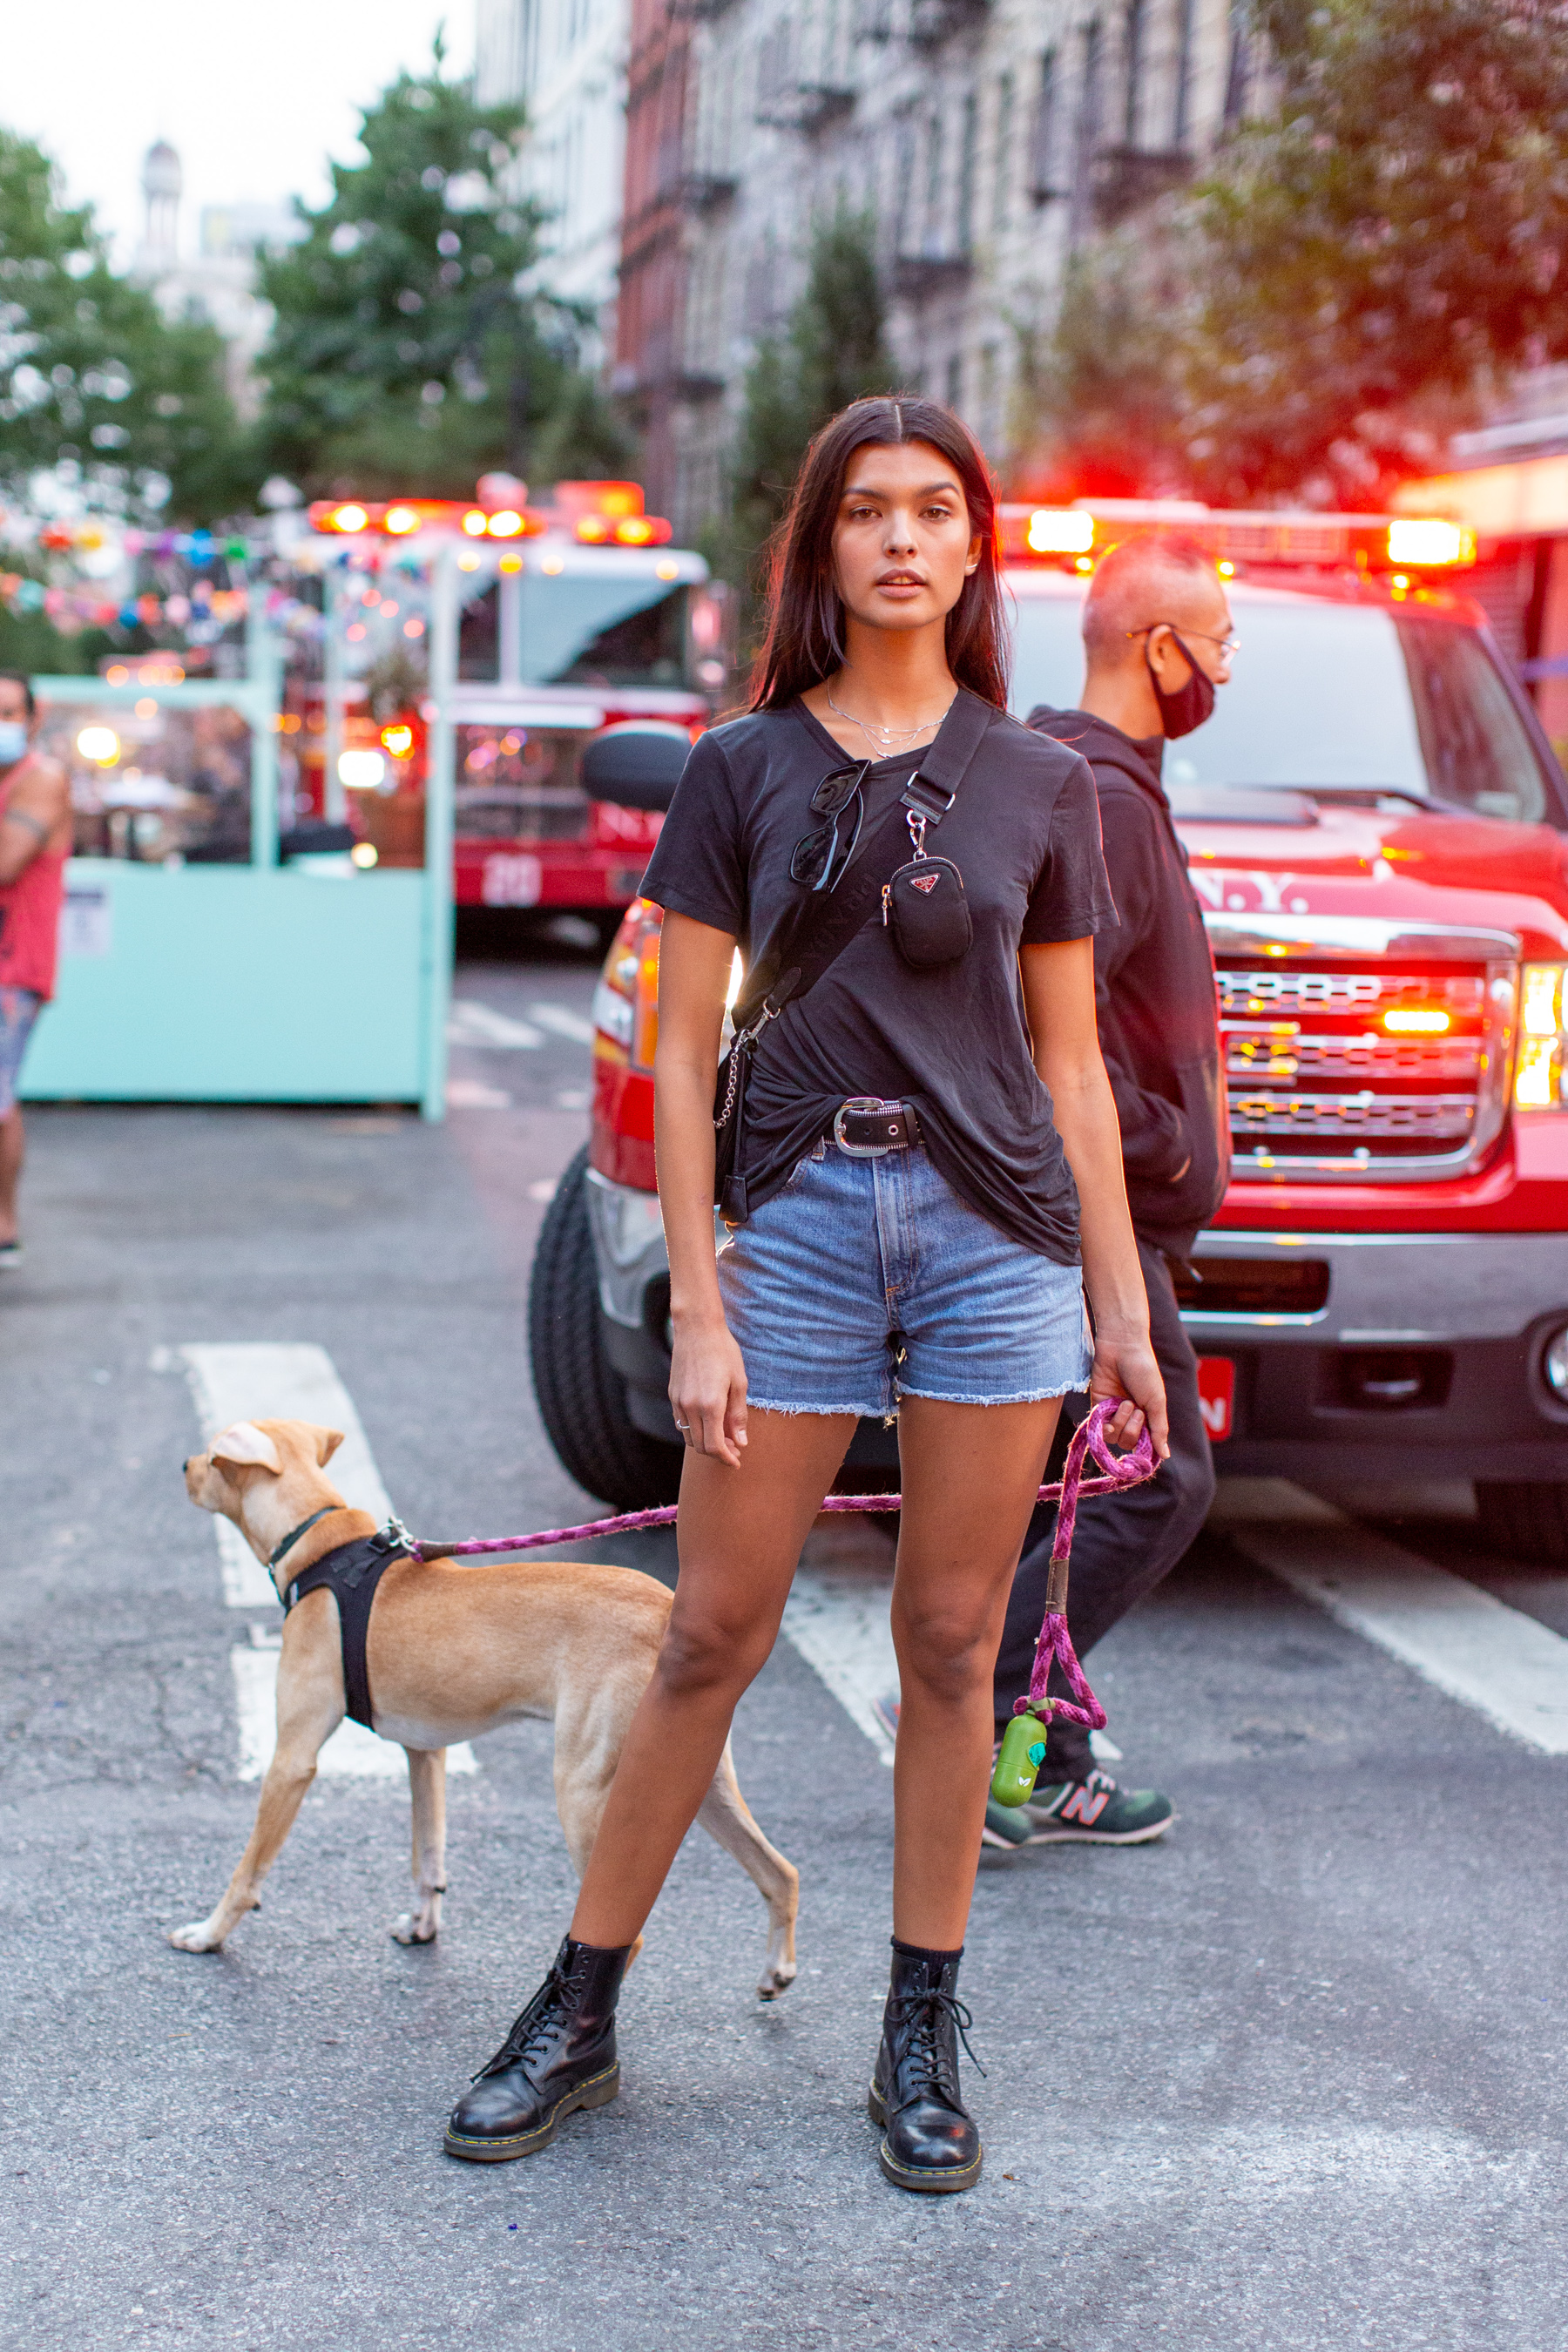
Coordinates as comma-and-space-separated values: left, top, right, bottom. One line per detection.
444, 398, 1167, 2192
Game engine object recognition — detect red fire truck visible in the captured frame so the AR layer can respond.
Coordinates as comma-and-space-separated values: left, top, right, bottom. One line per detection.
295, 481, 727, 927
531, 499, 1568, 1560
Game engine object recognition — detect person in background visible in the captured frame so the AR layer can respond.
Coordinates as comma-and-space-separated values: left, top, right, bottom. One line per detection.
988, 535, 1234, 1848
0, 672, 71, 1269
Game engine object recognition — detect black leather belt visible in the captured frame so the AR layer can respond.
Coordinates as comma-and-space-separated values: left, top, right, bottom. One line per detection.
832, 1097, 923, 1156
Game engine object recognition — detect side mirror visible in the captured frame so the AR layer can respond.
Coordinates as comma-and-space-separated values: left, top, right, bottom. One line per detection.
580, 721, 691, 814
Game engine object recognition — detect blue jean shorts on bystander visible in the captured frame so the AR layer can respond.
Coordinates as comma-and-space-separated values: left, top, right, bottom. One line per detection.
0, 987, 43, 1118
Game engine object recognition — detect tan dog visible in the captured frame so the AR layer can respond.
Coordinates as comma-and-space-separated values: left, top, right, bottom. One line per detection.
172, 1416, 799, 1997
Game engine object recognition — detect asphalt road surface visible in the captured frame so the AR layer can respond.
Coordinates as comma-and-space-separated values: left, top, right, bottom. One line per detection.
4, 928, 1567, 2352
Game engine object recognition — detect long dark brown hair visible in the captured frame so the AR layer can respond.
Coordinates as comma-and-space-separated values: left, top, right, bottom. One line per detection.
749, 397, 1010, 713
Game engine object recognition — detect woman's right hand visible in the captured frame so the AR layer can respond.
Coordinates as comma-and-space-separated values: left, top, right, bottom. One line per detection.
669, 1311, 749, 1467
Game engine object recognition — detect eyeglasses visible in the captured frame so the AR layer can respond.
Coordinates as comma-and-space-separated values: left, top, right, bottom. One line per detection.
1127, 623, 1240, 657
791, 761, 870, 892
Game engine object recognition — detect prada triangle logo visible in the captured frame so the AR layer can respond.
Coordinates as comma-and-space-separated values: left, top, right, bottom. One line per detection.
909, 871, 941, 895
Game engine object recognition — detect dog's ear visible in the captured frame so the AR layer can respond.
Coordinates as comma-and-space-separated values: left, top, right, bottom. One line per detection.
314, 1427, 346, 1467
210, 1422, 284, 1475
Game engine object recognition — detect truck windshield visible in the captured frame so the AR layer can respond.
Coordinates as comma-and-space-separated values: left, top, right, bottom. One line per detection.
459, 571, 689, 687
1008, 585, 1558, 823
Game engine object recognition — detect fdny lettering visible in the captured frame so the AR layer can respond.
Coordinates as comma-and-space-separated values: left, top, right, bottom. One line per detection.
1188, 868, 1311, 916
909, 870, 941, 895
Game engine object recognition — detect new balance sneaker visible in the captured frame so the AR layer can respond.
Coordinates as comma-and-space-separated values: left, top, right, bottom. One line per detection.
982, 1768, 1175, 1849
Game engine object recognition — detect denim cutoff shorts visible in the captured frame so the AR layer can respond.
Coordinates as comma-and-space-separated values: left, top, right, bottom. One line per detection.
717, 1136, 1092, 1415
0, 988, 43, 1119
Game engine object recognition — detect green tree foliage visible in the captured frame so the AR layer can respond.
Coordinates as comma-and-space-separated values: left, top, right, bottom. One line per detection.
0, 129, 244, 523
726, 210, 897, 594
258, 46, 631, 498
1024, 0, 1568, 506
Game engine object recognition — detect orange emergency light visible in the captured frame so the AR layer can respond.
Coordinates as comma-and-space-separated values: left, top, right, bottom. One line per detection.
308, 480, 675, 547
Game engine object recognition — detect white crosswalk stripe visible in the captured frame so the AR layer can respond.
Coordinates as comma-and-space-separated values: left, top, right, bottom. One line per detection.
785, 1521, 902, 1767
447, 998, 544, 1049
1212, 1478, 1568, 1756
529, 1001, 596, 1044
166, 1342, 477, 1778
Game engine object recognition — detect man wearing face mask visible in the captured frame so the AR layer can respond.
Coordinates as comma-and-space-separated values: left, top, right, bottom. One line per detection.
987, 535, 1233, 1847
0, 672, 71, 1270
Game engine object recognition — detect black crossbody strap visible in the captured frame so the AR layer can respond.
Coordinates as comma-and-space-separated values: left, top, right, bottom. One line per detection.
734, 689, 996, 1033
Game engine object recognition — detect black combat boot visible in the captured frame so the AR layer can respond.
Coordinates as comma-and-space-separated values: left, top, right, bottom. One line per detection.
443, 1935, 632, 2162
868, 1938, 983, 2193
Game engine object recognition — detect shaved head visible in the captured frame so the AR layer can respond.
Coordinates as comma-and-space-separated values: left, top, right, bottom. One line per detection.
1082, 534, 1226, 661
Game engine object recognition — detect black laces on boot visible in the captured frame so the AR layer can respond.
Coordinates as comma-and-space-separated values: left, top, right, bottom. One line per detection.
472, 1953, 578, 2085
887, 1986, 987, 2093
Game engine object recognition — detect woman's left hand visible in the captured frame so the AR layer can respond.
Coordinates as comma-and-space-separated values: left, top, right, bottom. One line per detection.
1088, 1330, 1170, 1459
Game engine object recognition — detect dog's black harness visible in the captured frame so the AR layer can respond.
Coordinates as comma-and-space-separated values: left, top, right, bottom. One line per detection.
281, 1525, 411, 1730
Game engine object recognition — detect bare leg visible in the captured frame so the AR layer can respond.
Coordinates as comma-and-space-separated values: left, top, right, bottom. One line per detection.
392, 1748, 448, 1945
889, 1394, 1063, 1949
569, 1409, 854, 1949
0, 1105, 23, 1246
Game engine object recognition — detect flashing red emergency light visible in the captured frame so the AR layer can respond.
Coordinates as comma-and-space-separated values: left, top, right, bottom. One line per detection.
1386, 518, 1474, 568
997, 501, 1479, 579
1025, 509, 1095, 555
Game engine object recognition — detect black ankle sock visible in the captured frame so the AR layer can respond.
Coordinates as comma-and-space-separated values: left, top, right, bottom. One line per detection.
891, 1936, 963, 1966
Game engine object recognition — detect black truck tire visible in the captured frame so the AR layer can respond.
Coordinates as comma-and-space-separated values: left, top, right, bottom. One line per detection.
528, 1144, 683, 1510
1473, 1481, 1568, 1565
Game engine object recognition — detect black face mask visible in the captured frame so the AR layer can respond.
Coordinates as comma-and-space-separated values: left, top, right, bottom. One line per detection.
1148, 630, 1216, 740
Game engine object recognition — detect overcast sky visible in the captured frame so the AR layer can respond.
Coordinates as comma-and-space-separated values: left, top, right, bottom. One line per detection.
6, 2, 473, 262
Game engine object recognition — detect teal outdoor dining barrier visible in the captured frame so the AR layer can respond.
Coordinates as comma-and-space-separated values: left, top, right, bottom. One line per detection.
21, 552, 457, 1120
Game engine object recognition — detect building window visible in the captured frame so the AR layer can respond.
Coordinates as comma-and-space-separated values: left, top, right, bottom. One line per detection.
1028, 50, 1059, 203
945, 352, 963, 412
925, 110, 944, 250
1224, 1, 1253, 126
1172, 0, 1195, 144
956, 92, 978, 253
978, 341, 999, 453
993, 71, 1015, 233
1070, 18, 1104, 245
1123, 0, 1146, 143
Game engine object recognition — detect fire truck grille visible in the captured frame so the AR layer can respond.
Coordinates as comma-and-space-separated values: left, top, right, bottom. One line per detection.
1216, 963, 1511, 1179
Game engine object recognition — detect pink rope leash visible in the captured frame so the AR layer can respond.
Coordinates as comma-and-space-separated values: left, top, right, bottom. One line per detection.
409, 1402, 1156, 1742
1017, 1403, 1157, 1731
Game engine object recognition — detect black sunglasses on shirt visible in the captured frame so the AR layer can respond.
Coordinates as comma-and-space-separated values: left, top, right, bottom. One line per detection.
789, 761, 871, 893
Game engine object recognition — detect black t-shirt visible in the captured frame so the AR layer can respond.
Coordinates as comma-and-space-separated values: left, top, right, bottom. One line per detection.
640, 694, 1116, 1262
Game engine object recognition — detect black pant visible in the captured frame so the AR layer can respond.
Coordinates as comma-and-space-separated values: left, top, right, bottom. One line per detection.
992, 1236, 1215, 1781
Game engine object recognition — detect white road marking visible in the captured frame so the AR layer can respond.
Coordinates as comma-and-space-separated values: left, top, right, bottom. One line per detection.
172, 1342, 476, 1777
782, 1517, 1119, 1766
230, 1641, 476, 1782
529, 1002, 596, 1044
1213, 1479, 1568, 1756
527, 1177, 559, 1203
448, 999, 543, 1049
445, 1078, 512, 1110
784, 1521, 902, 1767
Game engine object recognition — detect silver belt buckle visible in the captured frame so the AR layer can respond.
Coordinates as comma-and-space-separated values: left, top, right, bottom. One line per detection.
833, 1096, 903, 1157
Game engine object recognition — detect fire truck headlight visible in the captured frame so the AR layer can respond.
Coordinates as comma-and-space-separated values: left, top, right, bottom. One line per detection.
1517, 964, 1567, 1108
1543, 1327, 1568, 1399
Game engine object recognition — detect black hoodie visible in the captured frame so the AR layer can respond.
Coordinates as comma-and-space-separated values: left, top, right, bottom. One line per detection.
1026, 706, 1229, 1254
